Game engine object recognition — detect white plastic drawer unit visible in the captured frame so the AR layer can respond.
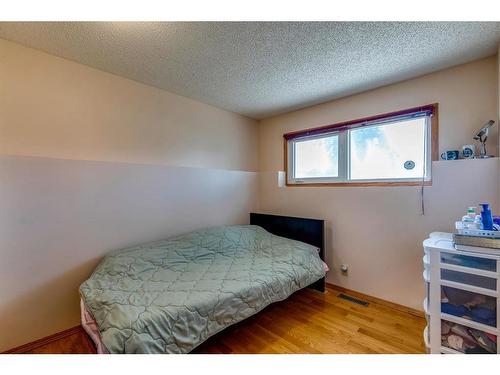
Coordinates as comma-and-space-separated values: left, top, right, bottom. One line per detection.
423, 234, 500, 354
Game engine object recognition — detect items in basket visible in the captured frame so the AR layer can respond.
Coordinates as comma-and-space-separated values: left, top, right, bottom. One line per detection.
441, 321, 496, 354
442, 286, 496, 327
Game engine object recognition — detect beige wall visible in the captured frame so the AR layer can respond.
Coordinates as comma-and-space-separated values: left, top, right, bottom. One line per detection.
0, 39, 259, 352
0, 39, 258, 172
258, 56, 499, 310
1, 37, 500, 350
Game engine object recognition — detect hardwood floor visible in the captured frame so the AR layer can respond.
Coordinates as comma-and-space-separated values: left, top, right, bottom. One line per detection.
18, 285, 426, 354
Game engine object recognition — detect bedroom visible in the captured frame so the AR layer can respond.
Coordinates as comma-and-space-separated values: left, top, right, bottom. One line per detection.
2, 1, 500, 372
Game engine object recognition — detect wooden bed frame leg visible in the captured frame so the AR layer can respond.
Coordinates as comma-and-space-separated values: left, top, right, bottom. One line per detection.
309, 277, 326, 293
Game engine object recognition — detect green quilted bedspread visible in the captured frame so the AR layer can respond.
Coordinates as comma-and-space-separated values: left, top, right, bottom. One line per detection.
80, 225, 325, 353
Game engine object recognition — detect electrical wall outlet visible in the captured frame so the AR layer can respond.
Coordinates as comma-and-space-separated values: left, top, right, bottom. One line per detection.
340, 264, 348, 274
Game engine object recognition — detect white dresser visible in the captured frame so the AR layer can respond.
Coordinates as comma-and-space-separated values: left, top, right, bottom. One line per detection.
423, 233, 500, 354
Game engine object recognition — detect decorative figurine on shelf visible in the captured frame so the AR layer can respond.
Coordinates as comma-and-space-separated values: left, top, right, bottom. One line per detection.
473, 120, 495, 159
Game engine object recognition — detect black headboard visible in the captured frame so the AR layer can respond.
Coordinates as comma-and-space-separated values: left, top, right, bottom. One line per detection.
250, 212, 325, 292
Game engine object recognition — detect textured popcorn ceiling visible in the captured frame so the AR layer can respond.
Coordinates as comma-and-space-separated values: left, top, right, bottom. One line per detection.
1, 22, 499, 119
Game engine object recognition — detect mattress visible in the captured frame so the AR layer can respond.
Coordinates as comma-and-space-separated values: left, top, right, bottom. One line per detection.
80, 225, 326, 354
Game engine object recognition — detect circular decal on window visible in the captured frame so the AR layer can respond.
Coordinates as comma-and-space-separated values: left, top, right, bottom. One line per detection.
404, 160, 415, 170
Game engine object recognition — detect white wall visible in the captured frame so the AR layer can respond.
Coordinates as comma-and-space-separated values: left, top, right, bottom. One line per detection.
258, 56, 500, 310
0, 39, 259, 352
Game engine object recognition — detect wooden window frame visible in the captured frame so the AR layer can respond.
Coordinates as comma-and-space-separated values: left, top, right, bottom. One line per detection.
283, 103, 439, 187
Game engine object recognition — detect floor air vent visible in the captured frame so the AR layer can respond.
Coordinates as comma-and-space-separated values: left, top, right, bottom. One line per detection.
338, 293, 369, 306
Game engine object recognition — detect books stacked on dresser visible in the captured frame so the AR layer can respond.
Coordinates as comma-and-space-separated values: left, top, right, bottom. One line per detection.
454, 219, 500, 254
454, 204, 500, 254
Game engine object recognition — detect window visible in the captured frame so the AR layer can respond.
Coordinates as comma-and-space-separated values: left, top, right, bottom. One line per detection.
285, 104, 437, 186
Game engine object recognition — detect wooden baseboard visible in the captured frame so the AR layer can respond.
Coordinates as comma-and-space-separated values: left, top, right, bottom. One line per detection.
2, 325, 83, 354
326, 283, 425, 318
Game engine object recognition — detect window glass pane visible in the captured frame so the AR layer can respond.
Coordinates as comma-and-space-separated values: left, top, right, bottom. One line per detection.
294, 135, 339, 178
349, 117, 426, 180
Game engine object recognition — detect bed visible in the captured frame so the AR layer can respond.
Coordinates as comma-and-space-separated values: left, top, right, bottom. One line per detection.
80, 213, 327, 354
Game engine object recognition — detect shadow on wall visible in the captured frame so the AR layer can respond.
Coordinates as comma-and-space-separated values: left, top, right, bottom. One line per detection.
324, 220, 334, 278
0, 257, 102, 352
0, 154, 258, 352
